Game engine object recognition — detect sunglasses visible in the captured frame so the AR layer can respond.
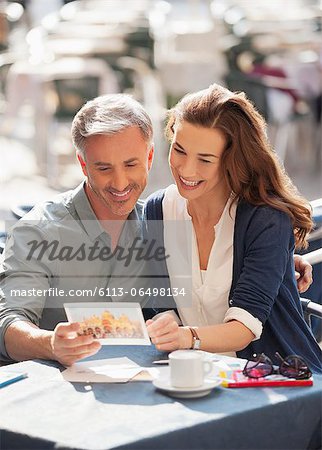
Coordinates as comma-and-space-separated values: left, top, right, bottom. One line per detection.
243, 352, 312, 380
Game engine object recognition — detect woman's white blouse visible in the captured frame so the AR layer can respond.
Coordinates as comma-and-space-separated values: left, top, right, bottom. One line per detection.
162, 184, 262, 342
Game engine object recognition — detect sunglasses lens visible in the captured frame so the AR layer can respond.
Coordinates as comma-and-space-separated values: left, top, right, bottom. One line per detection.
244, 355, 272, 378
280, 355, 312, 379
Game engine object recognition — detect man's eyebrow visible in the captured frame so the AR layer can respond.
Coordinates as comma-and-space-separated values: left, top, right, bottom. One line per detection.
94, 161, 112, 166
93, 158, 139, 166
124, 157, 139, 164
174, 141, 218, 158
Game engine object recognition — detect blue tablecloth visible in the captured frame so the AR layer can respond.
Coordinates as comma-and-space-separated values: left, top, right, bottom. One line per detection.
1, 345, 321, 450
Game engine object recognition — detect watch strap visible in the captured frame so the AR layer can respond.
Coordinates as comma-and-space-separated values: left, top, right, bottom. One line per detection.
189, 327, 201, 350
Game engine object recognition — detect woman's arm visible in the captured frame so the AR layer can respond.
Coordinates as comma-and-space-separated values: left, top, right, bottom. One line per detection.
147, 207, 296, 353
146, 314, 254, 352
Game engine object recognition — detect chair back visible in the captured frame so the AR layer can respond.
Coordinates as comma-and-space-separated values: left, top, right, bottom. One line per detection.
52, 76, 100, 119
301, 298, 322, 329
225, 71, 269, 120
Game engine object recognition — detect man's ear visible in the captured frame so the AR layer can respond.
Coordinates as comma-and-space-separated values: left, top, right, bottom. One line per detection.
77, 153, 88, 177
148, 146, 154, 171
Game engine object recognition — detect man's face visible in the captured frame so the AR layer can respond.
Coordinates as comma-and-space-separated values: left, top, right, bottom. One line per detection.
78, 127, 153, 219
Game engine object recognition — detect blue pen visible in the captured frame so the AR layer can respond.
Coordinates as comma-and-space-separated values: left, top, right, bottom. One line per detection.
0, 372, 27, 388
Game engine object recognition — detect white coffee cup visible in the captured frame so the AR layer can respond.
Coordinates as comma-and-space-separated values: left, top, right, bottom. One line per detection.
169, 350, 213, 388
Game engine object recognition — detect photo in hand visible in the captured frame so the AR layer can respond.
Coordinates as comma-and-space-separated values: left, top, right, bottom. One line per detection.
64, 302, 150, 345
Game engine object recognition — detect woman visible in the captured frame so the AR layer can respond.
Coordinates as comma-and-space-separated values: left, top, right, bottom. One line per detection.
144, 83, 322, 373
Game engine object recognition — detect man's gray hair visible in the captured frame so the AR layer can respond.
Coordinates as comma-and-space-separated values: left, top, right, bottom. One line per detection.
71, 94, 153, 157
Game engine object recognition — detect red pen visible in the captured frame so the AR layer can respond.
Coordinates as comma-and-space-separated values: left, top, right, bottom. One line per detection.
219, 370, 313, 388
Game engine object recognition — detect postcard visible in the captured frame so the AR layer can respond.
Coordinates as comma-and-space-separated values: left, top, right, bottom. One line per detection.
63, 302, 151, 345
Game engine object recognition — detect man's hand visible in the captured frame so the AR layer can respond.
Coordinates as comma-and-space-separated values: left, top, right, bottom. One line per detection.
146, 314, 191, 352
294, 254, 313, 294
51, 322, 101, 366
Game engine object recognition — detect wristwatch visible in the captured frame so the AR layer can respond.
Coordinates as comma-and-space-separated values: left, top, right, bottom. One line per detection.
189, 327, 201, 350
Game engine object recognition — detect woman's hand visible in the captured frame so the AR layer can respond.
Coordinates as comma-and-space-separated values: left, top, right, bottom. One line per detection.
146, 314, 191, 351
294, 255, 313, 293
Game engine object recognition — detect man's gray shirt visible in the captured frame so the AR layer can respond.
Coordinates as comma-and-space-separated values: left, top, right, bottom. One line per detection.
0, 183, 151, 361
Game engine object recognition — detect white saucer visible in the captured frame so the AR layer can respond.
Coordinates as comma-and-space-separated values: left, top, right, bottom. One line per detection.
153, 378, 221, 399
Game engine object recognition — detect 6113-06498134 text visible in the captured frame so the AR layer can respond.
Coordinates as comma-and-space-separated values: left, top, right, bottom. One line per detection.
10, 287, 187, 298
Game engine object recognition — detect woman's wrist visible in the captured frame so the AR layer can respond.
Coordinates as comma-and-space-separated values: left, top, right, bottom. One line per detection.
179, 326, 194, 349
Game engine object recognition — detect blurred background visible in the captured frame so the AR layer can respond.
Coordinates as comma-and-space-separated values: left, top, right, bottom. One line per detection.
0, 0, 321, 201
0, 0, 321, 337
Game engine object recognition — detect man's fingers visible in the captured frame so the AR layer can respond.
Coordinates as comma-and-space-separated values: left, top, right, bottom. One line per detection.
302, 265, 313, 281
55, 322, 80, 337
61, 345, 101, 366
295, 262, 313, 293
63, 341, 101, 357
298, 277, 313, 293
52, 323, 101, 365
57, 333, 95, 349
294, 255, 313, 293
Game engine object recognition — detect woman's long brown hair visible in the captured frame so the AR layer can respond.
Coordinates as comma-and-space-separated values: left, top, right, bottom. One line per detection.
166, 84, 313, 249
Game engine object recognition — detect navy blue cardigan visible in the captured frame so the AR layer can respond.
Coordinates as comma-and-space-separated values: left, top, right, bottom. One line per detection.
144, 189, 322, 373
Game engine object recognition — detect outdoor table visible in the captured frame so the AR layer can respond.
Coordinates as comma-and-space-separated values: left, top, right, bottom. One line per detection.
0, 345, 321, 450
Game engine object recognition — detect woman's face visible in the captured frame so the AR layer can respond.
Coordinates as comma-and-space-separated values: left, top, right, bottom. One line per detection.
169, 120, 228, 202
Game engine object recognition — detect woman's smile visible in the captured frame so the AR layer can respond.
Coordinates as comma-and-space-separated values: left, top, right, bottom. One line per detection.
179, 176, 204, 190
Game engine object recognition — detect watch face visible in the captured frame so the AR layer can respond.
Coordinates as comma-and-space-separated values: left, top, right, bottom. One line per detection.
193, 339, 201, 350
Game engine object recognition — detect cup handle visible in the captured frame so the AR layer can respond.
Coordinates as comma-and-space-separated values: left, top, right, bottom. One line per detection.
203, 361, 213, 377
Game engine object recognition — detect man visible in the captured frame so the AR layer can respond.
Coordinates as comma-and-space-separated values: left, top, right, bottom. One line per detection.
0, 94, 154, 366
0, 94, 312, 366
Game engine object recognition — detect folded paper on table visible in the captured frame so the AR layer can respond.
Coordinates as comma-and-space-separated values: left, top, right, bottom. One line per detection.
131, 368, 159, 381
62, 357, 143, 383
